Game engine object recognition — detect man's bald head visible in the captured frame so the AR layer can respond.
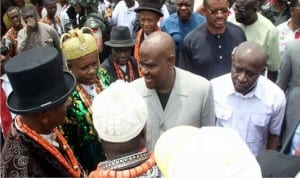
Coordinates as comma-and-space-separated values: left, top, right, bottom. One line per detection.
139, 31, 176, 93
141, 31, 176, 58
233, 41, 267, 71
231, 41, 266, 95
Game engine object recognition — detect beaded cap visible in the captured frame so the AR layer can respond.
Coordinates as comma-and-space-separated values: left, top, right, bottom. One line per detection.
60, 27, 97, 61
92, 80, 147, 143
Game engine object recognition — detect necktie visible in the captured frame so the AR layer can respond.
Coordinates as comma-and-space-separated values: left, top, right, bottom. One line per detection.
0, 79, 12, 137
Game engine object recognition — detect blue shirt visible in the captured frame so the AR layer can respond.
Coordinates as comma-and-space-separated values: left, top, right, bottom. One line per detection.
161, 12, 206, 49
290, 123, 300, 155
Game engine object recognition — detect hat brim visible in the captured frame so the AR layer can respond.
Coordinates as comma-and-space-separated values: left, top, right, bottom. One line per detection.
135, 7, 164, 17
104, 40, 136, 47
7, 72, 76, 114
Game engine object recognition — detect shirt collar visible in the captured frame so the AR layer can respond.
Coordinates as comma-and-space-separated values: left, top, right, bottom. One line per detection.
229, 76, 264, 100
0, 74, 9, 82
80, 83, 97, 97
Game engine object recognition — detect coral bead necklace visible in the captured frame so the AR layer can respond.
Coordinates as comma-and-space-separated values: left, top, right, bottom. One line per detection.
16, 116, 82, 177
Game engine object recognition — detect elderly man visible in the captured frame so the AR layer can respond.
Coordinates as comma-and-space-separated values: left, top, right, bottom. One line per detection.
17, 5, 60, 54
211, 41, 286, 156
89, 80, 161, 177
161, 0, 206, 63
229, 0, 281, 82
101, 26, 140, 82
131, 31, 215, 151
134, 0, 164, 62
179, 0, 246, 80
0, 47, 85, 177
2, 6, 23, 57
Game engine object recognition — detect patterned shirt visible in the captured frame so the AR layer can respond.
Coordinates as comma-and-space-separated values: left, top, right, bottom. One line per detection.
2, 25, 22, 57
59, 68, 110, 173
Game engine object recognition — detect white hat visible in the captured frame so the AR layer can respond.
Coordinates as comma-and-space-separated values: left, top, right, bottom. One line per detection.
92, 80, 147, 143
154, 125, 201, 176
155, 127, 262, 178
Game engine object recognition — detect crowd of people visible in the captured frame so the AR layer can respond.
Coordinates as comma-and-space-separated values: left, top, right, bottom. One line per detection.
0, 0, 300, 177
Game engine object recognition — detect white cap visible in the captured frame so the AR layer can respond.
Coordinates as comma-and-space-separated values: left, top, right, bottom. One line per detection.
154, 125, 201, 176
92, 80, 147, 143
155, 126, 262, 178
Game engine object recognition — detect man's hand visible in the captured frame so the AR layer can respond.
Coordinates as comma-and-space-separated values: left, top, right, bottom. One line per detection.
26, 17, 37, 35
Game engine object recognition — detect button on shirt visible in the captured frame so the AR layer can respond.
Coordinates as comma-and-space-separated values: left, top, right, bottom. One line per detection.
211, 74, 286, 156
179, 22, 246, 80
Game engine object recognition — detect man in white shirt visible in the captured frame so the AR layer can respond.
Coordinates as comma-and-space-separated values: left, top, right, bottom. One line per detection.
211, 41, 286, 156
109, 0, 139, 37
277, 0, 300, 58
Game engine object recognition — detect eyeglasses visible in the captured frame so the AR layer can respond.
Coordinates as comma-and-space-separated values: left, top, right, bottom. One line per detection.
232, 4, 251, 13
206, 7, 229, 16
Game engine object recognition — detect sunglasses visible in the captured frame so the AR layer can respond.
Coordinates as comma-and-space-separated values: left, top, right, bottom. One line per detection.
206, 7, 229, 16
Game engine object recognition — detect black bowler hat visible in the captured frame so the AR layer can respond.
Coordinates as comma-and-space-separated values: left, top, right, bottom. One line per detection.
4, 47, 76, 114
135, 0, 164, 17
104, 26, 136, 47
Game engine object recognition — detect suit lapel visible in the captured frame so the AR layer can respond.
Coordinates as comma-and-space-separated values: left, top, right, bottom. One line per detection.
163, 68, 188, 123
142, 68, 188, 125
143, 89, 164, 119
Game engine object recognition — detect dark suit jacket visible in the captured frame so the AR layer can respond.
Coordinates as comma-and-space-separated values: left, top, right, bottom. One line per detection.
101, 55, 139, 82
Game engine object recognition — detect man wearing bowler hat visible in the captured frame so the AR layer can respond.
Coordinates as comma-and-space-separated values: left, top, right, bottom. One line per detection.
134, 0, 165, 63
101, 26, 140, 82
0, 47, 85, 177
